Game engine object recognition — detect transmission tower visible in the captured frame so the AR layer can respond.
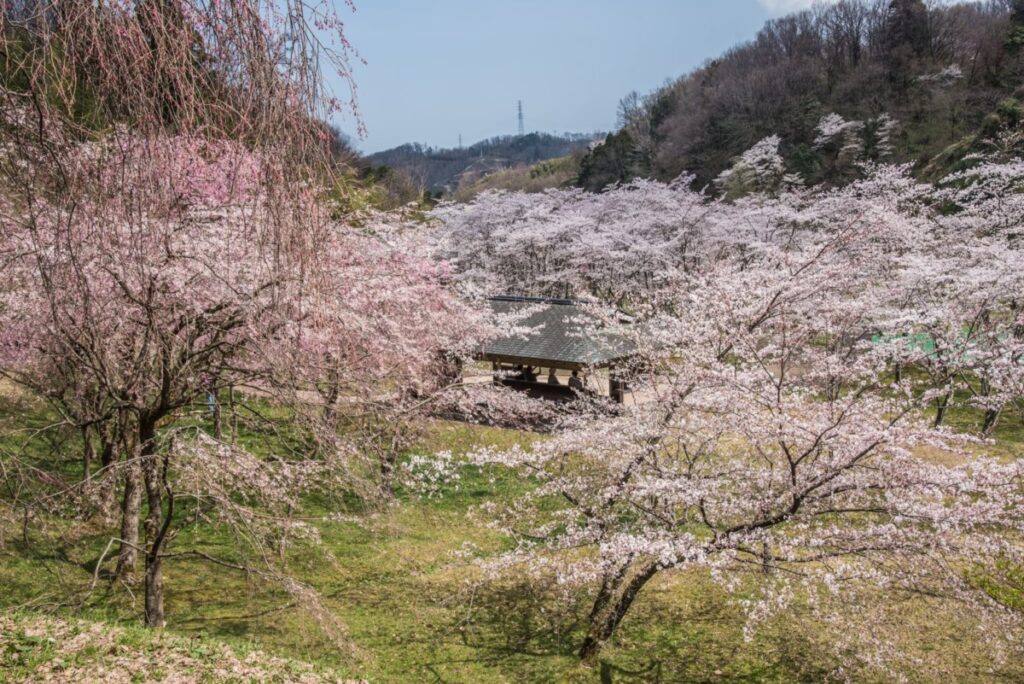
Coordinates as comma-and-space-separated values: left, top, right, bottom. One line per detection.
517, 100, 525, 136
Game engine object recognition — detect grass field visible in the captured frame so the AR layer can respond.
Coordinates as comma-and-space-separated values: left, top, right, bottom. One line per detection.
1, 387, 1023, 682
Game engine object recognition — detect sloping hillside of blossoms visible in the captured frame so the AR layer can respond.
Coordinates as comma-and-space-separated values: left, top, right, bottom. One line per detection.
425, 151, 1024, 670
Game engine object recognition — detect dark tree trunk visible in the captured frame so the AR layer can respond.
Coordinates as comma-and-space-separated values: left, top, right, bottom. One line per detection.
584, 563, 631, 638
979, 378, 1002, 437
380, 450, 397, 498
97, 431, 118, 520
579, 562, 659, 663
321, 364, 340, 425
116, 456, 141, 579
981, 407, 1002, 437
139, 418, 171, 629
227, 385, 237, 442
144, 549, 166, 628
210, 392, 221, 439
81, 426, 94, 482
379, 431, 404, 498
933, 390, 952, 428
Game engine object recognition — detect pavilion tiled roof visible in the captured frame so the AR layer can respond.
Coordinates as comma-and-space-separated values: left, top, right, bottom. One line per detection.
479, 296, 635, 370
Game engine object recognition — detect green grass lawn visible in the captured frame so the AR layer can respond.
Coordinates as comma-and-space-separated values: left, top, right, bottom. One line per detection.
2, 386, 1024, 682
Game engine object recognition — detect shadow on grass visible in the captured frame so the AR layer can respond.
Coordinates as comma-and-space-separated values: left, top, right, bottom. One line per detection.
452, 572, 837, 684
455, 577, 585, 661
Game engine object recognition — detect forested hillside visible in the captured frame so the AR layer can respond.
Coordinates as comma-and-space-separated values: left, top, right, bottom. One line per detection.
367, 132, 598, 193
579, 0, 1024, 191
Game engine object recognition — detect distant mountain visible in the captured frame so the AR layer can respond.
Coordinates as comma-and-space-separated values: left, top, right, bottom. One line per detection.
366, 132, 601, 193
578, 0, 1024, 192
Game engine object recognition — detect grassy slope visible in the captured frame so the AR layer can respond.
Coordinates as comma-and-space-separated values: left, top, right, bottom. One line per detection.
1, 391, 1023, 682
452, 154, 582, 202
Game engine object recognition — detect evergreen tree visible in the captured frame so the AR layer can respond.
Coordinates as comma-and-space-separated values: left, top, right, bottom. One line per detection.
1004, 0, 1024, 88
883, 0, 931, 88
577, 130, 639, 192
1013, 0, 1024, 28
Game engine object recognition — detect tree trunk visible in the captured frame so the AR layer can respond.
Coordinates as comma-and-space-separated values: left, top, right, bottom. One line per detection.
144, 549, 166, 628
97, 432, 118, 521
583, 563, 631, 640
210, 392, 221, 439
380, 451, 397, 498
981, 407, 1002, 437
979, 378, 1002, 437
116, 457, 141, 579
140, 418, 171, 629
228, 385, 236, 443
579, 562, 659, 663
933, 391, 952, 428
379, 431, 404, 498
81, 426, 94, 482
321, 366, 340, 425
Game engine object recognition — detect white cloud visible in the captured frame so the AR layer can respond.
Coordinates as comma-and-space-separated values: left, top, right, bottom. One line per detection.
757, 0, 838, 14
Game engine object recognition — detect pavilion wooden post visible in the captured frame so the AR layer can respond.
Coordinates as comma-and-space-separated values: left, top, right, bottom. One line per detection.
440, 351, 463, 387
609, 364, 625, 404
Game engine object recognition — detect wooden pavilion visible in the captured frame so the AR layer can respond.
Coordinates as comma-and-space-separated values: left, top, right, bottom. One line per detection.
476, 295, 636, 403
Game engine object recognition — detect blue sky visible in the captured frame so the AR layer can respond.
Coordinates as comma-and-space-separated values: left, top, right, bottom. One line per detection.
334, 0, 824, 153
